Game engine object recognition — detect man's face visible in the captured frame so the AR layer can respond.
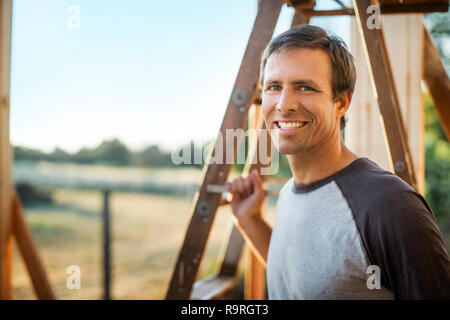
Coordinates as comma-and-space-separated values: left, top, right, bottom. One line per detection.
261, 47, 343, 155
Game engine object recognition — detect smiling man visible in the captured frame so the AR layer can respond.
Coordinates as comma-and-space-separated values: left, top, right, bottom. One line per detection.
225, 25, 450, 300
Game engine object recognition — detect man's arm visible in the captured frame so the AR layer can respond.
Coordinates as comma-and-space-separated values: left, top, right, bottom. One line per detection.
235, 215, 272, 268
226, 169, 272, 268
364, 190, 450, 299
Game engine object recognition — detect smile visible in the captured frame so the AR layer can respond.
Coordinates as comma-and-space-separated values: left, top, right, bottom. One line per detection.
274, 120, 309, 134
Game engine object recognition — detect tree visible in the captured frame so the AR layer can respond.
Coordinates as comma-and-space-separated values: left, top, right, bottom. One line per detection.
134, 144, 173, 167
423, 12, 450, 224
94, 138, 131, 166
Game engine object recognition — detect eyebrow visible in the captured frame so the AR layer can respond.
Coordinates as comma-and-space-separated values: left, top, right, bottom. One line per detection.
264, 79, 320, 87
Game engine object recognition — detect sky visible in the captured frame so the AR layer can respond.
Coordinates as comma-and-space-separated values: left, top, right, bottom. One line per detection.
10, 0, 351, 153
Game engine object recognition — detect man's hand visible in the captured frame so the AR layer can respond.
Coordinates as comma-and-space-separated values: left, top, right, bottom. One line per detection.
225, 169, 266, 225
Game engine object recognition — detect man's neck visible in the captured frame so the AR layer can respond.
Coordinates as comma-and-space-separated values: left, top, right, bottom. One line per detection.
287, 134, 358, 186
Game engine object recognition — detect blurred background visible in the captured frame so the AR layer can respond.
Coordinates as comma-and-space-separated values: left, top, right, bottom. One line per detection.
10, 0, 449, 299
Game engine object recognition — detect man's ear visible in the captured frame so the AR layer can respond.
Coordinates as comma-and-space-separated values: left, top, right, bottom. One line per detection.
334, 91, 352, 119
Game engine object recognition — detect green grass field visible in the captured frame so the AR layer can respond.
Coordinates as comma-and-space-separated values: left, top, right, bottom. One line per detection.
12, 188, 277, 300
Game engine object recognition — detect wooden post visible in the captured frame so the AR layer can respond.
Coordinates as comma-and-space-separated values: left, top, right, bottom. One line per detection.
423, 25, 450, 141
244, 248, 266, 299
352, 0, 417, 190
166, 0, 282, 300
0, 0, 13, 300
13, 193, 56, 299
290, 0, 314, 27
2, 206, 13, 299
244, 105, 267, 300
102, 190, 111, 300
291, 12, 309, 28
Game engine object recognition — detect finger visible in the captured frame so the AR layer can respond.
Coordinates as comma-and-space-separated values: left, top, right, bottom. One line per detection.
244, 177, 253, 197
236, 178, 247, 198
228, 180, 238, 193
250, 169, 264, 195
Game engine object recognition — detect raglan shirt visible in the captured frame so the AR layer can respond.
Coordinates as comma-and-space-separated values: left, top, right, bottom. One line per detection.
266, 157, 450, 300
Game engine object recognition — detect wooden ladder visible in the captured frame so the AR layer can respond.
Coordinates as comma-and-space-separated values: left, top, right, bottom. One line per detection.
165, 0, 284, 300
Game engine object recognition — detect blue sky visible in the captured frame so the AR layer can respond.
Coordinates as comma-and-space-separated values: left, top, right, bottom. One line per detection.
10, 0, 350, 153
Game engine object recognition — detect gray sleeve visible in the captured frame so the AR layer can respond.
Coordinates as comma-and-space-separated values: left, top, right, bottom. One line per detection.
364, 189, 450, 299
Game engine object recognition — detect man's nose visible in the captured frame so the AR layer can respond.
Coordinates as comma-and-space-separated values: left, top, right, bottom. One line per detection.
276, 88, 298, 113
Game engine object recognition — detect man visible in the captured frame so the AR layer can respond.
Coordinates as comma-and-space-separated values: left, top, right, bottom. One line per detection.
225, 25, 450, 299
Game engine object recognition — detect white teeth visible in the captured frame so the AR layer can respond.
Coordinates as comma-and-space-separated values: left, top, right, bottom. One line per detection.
278, 121, 305, 129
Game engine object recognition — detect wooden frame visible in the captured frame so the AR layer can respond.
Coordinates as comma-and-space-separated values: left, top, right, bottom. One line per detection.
288, 1, 448, 17
13, 193, 55, 299
353, 0, 417, 190
0, 0, 13, 300
423, 25, 450, 140
346, 13, 426, 193
0, 0, 55, 300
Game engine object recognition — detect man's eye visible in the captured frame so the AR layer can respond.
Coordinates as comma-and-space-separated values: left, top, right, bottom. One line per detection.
298, 86, 314, 91
266, 85, 281, 91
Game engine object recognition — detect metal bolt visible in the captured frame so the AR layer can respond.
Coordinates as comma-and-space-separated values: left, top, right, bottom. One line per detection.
232, 89, 247, 105
197, 201, 210, 216
394, 161, 405, 173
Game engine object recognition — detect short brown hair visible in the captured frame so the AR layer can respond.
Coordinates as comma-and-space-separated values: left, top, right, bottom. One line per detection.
259, 25, 356, 130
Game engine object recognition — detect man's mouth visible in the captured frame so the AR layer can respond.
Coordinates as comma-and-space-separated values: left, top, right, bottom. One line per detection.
273, 120, 309, 134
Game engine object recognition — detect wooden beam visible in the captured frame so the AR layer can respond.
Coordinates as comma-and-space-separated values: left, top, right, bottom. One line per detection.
1, 209, 13, 300
298, 8, 354, 17
0, 0, 13, 300
165, 0, 282, 300
286, 0, 316, 8
290, 0, 313, 27
13, 193, 56, 300
423, 24, 450, 141
353, 0, 417, 190
244, 250, 266, 299
377, 3, 448, 14
291, 11, 310, 27
291, 4, 448, 17
191, 274, 237, 300
243, 105, 267, 300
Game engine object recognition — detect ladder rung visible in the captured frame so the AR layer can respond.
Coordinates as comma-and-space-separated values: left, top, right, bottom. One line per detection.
207, 184, 279, 197
191, 274, 238, 300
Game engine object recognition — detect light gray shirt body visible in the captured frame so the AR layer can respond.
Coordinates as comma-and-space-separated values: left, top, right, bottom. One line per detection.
266, 158, 450, 300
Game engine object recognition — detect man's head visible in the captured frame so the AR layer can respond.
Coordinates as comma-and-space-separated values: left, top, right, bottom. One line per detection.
260, 25, 356, 155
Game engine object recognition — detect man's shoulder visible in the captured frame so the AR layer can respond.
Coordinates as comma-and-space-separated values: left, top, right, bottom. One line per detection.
335, 157, 430, 215
338, 159, 449, 299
